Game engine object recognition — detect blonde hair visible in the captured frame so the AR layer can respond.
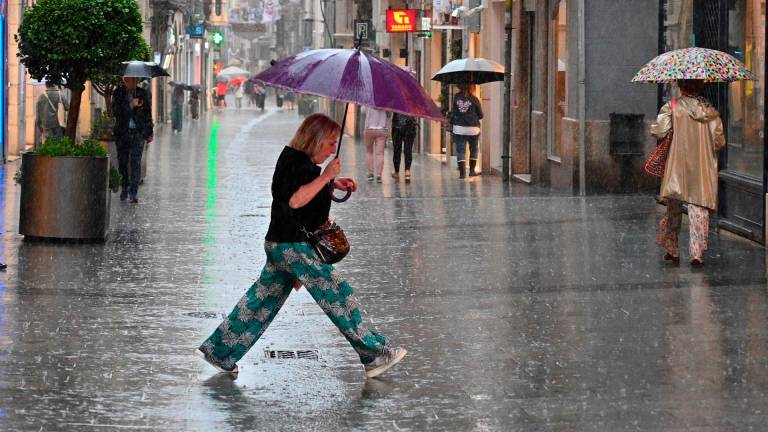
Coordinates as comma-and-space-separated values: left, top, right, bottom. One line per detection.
289, 113, 341, 157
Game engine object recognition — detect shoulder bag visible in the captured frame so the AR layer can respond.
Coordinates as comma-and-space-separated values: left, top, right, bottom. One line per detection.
301, 219, 350, 264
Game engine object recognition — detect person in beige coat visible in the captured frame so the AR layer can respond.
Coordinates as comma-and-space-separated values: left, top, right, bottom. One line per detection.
651, 79, 725, 267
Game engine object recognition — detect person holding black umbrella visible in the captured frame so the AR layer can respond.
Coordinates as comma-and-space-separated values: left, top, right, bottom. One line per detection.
450, 83, 483, 179
112, 77, 153, 203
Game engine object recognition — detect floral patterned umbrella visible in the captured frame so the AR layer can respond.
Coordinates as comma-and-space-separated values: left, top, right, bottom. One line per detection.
631, 47, 755, 83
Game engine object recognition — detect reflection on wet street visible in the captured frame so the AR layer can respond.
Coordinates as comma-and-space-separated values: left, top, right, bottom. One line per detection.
0, 107, 765, 431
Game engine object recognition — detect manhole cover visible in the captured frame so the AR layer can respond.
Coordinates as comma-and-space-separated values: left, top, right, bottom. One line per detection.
264, 350, 319, 360
184, 311, 224, 319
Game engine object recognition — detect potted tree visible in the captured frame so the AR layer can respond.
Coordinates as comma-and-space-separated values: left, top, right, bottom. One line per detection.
16, 0, 146, 240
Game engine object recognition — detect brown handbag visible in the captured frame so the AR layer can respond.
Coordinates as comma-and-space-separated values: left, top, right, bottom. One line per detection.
644, 99, 676, 178
302, 219, 350, 264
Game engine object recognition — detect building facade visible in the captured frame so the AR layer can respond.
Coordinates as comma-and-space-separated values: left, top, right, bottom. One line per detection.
498, 0, 766, 243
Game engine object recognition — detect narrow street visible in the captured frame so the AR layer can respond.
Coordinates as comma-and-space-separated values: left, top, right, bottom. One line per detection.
0, 106, 766, 431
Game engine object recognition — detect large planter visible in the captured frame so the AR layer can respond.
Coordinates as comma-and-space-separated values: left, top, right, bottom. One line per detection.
19, 153, 111, 241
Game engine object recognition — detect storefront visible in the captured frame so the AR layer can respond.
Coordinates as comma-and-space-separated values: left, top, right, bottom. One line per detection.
661, 0, 767, 243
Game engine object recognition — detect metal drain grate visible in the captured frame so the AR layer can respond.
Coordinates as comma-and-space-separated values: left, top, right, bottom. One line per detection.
264, 350, 319, 360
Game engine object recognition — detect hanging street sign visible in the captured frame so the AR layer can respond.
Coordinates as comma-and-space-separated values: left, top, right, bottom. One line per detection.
187, 23, 205, 39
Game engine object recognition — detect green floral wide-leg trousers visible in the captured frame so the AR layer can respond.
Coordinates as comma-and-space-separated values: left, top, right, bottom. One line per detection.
198, 241, 388, 370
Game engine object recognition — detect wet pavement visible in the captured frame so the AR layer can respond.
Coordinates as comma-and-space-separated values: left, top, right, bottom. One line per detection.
0, 105, 766, 431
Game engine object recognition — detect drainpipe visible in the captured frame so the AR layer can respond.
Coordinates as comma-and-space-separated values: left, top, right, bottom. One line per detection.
501, 0, 512, 181
577, 0, 586, 196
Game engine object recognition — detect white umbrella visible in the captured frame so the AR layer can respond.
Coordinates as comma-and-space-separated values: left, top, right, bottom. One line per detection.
432, 58, 505, 84
218, 66, 250, 78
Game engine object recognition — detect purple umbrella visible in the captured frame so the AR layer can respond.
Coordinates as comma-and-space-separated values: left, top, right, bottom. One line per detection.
253, 49, 443, 121
253, 48, 443, 201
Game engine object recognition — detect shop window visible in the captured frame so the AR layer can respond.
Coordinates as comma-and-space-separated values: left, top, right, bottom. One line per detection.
725, 0, 765, 179
547, 0, 568, 161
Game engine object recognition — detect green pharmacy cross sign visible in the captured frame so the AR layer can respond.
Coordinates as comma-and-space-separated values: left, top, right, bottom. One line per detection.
211, 30, 224, 46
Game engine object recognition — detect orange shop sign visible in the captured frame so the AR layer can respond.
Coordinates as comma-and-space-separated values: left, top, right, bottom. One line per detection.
386, 9, 417, 32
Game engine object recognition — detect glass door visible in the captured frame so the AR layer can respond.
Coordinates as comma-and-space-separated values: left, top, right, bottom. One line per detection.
718, 0, 765, 242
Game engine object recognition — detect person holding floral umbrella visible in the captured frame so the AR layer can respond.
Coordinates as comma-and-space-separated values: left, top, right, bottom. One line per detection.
651, 79, 724, 267
634, 47, 752, 267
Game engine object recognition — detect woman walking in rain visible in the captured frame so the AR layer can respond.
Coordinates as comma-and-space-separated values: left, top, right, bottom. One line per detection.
450, 83, 483, 179
653, 79, 725, 267
195, 113, 407, 378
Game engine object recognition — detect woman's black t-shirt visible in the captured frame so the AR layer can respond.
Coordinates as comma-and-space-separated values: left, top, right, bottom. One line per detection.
265, 146, 331, 242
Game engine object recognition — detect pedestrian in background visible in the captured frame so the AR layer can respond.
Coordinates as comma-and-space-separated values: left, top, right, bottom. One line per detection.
653, 79, 725, 267
391, 112, 417, 183
450, 83, 483, 179
113, 77, 153, 203
362, 106, 389, 183
285, 91, 296, 111
35, 81, 69, 143
171, 86, 184, 134
275, 89, 284, 110
234, 83, 244, 109
216, 81, 228, 108
189, 89, 200, 120
195, 113, 407, 379
244, 79, 255, 106
255, 83, 266, 112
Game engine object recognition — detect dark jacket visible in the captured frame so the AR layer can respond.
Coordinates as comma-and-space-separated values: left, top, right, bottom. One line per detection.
450, 94, 483, 127
112, 85, 153, 140
392, 112, 417, 130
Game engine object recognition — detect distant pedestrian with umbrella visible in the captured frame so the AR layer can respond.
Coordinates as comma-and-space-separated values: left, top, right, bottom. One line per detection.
113, 76, 153, 203
195, 113, 407, 379
432, 58, 504, 179
113, 61, 167, 203
450, 83, 483, 179
633, 47, 753, 266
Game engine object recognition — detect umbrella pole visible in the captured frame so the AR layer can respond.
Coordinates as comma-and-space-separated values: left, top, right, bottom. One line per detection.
335, 102, 349, 159
329, 102, 353, 203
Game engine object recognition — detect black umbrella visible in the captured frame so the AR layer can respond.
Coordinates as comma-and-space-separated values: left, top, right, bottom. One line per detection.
432, 58, 505, 84
122, 61, 170, 78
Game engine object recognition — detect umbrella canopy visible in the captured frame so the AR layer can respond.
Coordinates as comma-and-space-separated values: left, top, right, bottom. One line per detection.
218, 66, 250, 78
632, 47, 755, 83
432, 58, 505, 84
122, 61, 170, 78
253, 48, 443, 121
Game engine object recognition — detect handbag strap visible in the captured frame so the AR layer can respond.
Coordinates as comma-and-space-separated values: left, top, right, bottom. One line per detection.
44, 92, 56, 112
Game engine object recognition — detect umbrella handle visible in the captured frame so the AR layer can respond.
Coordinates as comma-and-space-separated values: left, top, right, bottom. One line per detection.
329, 183, 352, 203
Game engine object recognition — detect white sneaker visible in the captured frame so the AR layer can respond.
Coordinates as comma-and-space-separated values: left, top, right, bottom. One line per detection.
364, 347, 407, 378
